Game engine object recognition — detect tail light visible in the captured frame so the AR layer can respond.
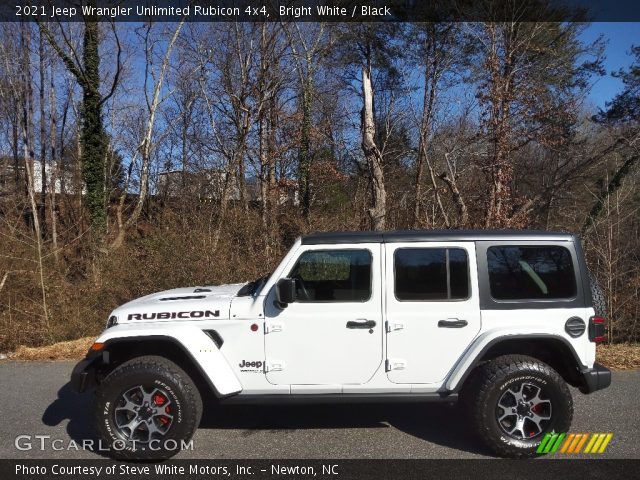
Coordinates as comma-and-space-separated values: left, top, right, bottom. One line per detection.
588, 316, 606, 343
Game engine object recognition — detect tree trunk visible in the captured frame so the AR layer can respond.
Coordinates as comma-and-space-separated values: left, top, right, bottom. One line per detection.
298, 75, 313, 220
438, 168, 468, 227
12, 107, 20, 194
426, 158, 450, 228
414, 37, 444, 228
483, 24, 517, 228
268, 96, 278, 218
81, 18, 107, 233
361, 64, 386, 230
237, 146, 248, 211
48, 60, 59, 262
20, 23, 49, 329
259, 106, 268, 228
38, 29, 47, 238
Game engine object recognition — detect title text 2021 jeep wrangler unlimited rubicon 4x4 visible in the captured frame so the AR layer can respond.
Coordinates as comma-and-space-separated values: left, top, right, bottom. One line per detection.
71, 230, 610, 459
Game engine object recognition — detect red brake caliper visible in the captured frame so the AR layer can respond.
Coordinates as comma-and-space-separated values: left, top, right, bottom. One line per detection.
529, 404, 542, 437
154, 394, 171, 425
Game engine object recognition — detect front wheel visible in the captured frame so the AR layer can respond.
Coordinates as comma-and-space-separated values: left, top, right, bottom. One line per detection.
465, 355, 573, 458
94, 356, 202, 460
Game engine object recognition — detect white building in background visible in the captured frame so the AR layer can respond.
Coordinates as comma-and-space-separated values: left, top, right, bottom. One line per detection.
1, 159, 84, 195
32, 160, 86, 194
0, 156, 87, 198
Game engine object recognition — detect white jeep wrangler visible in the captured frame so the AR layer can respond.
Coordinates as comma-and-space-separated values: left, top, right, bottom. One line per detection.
71, 230, 611, 459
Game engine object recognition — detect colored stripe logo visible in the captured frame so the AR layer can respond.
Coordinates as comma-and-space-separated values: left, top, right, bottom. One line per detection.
537, 433, 613, 454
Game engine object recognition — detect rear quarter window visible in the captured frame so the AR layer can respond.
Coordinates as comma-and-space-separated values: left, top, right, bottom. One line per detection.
487, 246, 576, 300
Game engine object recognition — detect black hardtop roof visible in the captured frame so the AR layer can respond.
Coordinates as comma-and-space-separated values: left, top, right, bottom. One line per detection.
301, 229, 577, 245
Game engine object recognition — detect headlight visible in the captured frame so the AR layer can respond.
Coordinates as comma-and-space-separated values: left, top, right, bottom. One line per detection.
106, 315, 118, 328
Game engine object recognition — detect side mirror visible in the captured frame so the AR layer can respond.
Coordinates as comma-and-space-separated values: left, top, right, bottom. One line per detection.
275, 278, 297, 307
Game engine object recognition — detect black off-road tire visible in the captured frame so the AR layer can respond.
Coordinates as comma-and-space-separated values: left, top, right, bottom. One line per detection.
94, 355, 202, 460
465, 355, 573, 458
589, 272, 607, 317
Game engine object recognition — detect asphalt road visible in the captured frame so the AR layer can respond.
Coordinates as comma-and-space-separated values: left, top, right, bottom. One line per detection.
0, 361, 637, 459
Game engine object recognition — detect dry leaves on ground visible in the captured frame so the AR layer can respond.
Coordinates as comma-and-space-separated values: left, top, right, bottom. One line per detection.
7, 337, 94, 361
596, 343, 640, 370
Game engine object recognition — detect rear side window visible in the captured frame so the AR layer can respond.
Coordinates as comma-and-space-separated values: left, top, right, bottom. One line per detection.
394, 248, 470, 301
487, 246, 576, 300
288, 249, 372, 302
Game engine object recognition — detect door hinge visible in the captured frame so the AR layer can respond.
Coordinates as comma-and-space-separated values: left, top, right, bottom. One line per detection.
264, 323, 283, 334
265, 360, 285, 372
385, 359, 406, 371
385, 321, 405, 333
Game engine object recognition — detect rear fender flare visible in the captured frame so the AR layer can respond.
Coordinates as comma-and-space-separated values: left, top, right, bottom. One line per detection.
445, 330, 585, 392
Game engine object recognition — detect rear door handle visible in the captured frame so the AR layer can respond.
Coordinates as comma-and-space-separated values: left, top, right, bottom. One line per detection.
346, 319, 377, 329
438, 319, 468, 328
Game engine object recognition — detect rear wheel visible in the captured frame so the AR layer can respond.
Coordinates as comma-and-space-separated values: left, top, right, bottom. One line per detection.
94, 355, 202, 460
466, 355, 573, 458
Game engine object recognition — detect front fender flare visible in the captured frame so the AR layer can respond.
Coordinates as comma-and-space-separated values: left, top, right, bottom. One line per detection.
91, 326, 242, 397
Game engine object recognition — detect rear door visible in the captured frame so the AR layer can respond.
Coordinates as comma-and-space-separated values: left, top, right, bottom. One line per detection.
384, 242, 481, 384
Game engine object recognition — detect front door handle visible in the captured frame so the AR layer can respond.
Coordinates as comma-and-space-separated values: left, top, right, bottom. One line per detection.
438, 319, 468, 328
346, 319, 377, 329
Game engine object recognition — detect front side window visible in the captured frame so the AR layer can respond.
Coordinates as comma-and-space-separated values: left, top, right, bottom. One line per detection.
487, 246, 576, 300
394, 248, 470, 301
288, 249, 372, 302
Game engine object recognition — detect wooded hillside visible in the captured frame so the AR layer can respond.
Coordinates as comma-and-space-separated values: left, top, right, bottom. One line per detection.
0, 15, 638, 350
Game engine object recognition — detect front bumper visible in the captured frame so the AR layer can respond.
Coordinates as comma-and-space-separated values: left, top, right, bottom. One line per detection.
70, 353, 102, 393
580, 362, 611, 393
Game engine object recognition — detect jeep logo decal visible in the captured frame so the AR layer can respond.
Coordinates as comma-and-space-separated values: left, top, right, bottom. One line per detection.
127, 310, 220, 320
239, 360, 263, 369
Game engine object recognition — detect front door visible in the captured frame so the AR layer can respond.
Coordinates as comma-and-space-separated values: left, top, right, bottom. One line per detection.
385, 242, 481, 384
264, 244, 383, 385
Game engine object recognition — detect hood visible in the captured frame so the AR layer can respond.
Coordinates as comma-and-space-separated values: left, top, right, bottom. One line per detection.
110, 283, 245, 323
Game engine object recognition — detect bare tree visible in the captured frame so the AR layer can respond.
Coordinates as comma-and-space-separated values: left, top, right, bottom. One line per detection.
411, 23, 458, 228
112, 20, 185, 248
361, 61, 386, 230
255, 23, 286, 229
20, 23, 49, 328
281, 23, 332, 219
469, 20, 602, 227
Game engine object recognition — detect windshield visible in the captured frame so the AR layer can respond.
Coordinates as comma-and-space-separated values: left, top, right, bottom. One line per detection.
236, 273, 271, 297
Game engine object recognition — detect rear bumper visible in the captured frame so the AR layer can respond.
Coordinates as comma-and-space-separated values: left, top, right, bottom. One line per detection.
580, 362, 611, 393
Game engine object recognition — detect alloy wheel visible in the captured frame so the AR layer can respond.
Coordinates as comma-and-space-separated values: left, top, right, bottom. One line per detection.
496, 382, 552, 439
113, 385, 174, 443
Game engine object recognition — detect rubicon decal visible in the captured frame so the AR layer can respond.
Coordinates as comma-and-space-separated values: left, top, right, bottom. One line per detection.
127, 310, 220, 320
537, 432, 613, 454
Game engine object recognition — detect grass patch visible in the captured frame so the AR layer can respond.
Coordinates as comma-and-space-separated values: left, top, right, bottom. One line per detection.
6, 337, 94, 361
